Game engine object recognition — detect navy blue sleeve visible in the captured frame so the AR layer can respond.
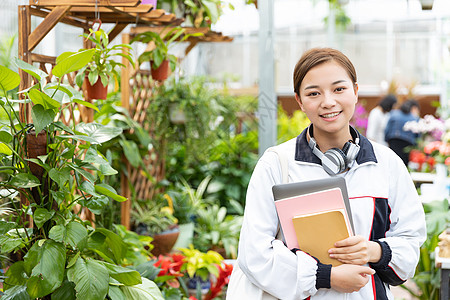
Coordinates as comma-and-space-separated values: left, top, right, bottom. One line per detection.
369, 240, 406, 286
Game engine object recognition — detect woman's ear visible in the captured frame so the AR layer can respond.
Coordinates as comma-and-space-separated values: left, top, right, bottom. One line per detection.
353, 83, 359, 103
294, 94, 305, 111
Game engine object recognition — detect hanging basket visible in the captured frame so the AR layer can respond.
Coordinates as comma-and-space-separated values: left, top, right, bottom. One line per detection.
84, 75, 108, 100
151, 60, 170, 81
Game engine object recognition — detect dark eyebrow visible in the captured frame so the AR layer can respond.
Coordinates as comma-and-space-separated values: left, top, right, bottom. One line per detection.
304, 80, 348, 90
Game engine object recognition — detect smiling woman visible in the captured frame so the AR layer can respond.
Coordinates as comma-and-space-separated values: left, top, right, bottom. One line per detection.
226, 47, 426, 300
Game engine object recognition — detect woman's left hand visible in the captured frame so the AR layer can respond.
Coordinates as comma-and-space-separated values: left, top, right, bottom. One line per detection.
328, 235, 381, 265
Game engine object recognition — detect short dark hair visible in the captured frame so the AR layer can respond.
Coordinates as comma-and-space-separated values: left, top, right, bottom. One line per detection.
400, 99, 420, 114
379, 94, 397, 113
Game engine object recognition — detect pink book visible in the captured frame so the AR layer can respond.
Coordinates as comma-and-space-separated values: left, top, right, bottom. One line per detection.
274, 187, 353, 249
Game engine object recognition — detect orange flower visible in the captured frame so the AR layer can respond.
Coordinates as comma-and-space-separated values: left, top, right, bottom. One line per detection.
424, 141, 442, 155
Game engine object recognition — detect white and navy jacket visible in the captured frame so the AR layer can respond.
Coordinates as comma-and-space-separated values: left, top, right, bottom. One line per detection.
236, 128, 426, 300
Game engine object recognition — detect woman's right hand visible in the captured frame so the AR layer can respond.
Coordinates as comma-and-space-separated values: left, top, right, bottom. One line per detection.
330, 264, 375, 293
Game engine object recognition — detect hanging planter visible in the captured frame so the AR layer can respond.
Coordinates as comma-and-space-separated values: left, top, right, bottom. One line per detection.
151, 60, 170, 82
84, 75, 108, 100
169, 103, 186, 124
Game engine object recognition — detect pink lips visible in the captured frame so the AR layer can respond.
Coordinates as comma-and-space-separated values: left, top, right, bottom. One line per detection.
320, 111, 341, 121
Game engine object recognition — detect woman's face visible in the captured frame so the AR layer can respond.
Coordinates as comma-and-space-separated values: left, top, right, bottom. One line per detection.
295, 60, 358, 139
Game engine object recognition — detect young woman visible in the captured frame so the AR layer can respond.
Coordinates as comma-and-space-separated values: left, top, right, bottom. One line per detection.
227, 48, 426, 300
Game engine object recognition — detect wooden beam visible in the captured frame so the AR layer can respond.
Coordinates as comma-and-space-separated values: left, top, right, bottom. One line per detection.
30, 7, 89, 29
67, 4, 153, 13
29, 0, 140, 7
31, 53, 57, 65
108, 23, 128, 42
184, 40, 198, 56
144, 8, 164, 18
28, 6, 71, 52
129, 26, 208, 36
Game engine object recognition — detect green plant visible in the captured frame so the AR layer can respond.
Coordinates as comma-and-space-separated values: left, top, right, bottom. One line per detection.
277, 106, 310, 144
0, 53, 163, 299
401, 199, 450, 299
194, 204, 243, 259
178, 246, 223, 280
131, 194, 178, 235
131, 27, 201, 71
75, 28, 135, 87
158, 0, 230, 28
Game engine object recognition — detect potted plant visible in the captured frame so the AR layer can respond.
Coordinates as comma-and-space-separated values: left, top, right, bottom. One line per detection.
74, 28, 135, 100
178, 246, 224, 298
0, 54, 163, 299
131, 194, 180, 256
131, 27, 202, 81
157, 0, 228, 28
194, 203, 243, 259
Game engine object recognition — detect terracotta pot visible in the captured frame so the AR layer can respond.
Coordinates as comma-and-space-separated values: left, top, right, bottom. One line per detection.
151, 60, 170, 81
84, 76, 108, 100
150, 224, 180, 256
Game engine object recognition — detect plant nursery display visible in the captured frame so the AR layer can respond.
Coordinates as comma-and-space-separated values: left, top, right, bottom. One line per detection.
74, 28, 135, 100
0, 53, 163, 299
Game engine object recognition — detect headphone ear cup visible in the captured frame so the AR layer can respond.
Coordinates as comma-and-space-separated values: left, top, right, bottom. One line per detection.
343, 142, 360, 163
323, 148, 347, 174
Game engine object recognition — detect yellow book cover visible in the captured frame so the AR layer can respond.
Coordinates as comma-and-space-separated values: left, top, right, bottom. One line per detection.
292, 209, 351, 267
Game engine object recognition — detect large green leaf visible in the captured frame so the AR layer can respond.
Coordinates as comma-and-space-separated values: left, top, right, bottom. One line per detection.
84, 148, 118, 176
1, 285, 31, 300
119, 140, 142, 168
33, 208, 55, 229
52, 49, 95, 78
67, 257, 109, 300
51, 279, 76, 300
81, 195, 109, 215
0, 128, 13, 143
94, 183, 127, 202
26, 240, 66, 298
101, 261, 141, 286
31, 104, 56, 135
14, 58, 48, 82
88, 228, 127, 264
0, 65, 20, 92
4, 261, 28, 289
9, 173, 40, 188
49, 167, 72, 188
49, 221, 88, 249
108, 285, 126, 300
0, 142, 12, 155
28, 89, 60, 109
74, 123, 123, 144
69, 164, 96, 183
120, 277, 164, 300
0, 220, 16, 235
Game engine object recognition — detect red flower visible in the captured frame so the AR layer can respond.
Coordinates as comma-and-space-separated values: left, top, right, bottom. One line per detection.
204, 263, 234, 300
153, 253, 186, 277
445, 156, 450, 166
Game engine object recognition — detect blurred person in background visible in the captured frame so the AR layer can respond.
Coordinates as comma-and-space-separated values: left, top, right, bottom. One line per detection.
385, 99, 420, 166
366, 94, 397, 146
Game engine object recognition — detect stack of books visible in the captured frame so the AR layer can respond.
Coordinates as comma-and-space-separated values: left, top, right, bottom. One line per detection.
272, 177, 354, 266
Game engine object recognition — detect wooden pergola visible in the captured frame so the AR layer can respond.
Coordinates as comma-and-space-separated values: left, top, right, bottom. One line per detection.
18, 0, 233, 230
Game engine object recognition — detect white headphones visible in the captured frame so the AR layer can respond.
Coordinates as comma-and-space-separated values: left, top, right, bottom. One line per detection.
308, 125, 360, 175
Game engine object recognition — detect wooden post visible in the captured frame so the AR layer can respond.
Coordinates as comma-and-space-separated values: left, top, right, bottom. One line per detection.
121, 33, 132, 229
18, 5, 31, 124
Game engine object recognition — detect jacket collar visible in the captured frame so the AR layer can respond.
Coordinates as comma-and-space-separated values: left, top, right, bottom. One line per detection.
294, 127, 378, 165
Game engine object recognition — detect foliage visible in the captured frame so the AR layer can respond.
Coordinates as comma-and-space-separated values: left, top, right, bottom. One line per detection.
74, 28, 135, 87
131, 193, 178, 236
0, 35, 16, 70
323, 0, 352, 31
178, 246, 223, 281
193, 204, 243, 259
131, 27, 202, 71
158, 0, 230, 28
277, 106, 310, 144
0, 52, 161, 298
113, 224, 154, 266
402, 199, 450, 299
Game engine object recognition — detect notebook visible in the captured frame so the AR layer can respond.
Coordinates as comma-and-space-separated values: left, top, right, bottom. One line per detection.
274, 187, 353, 250
292, 209, 351, 266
